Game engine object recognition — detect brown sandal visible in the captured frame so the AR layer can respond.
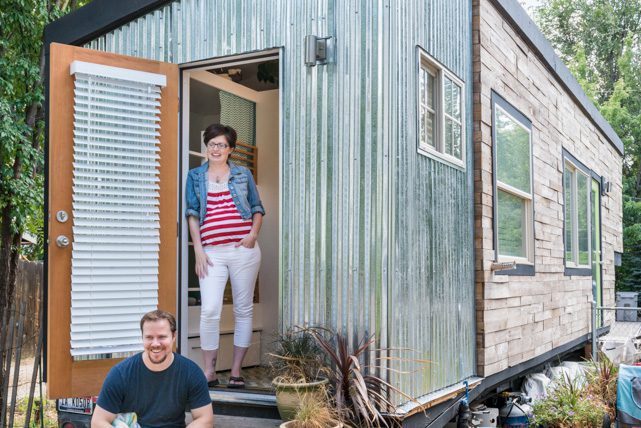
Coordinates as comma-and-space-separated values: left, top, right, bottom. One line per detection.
227, 376, 245, 389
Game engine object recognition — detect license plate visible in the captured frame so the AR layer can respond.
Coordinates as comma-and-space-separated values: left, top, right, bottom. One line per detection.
57, 396, 95, 415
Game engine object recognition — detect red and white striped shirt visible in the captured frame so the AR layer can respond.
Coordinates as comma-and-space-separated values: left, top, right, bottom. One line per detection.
200, 181, 253, 246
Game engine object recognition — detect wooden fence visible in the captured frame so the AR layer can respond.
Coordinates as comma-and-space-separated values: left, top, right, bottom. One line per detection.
1, 259, 44, 427
15, 260, 42, 357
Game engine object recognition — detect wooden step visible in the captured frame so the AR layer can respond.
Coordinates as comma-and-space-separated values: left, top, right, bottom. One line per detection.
208, 389, 280, 419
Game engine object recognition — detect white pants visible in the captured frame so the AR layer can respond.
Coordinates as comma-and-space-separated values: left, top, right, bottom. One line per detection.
199, 243, 261, 350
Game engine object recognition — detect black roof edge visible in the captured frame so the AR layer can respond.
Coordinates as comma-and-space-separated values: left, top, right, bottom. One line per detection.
491, 0, 624, 156
44, 0, 171, 47
45, 0, 623, 157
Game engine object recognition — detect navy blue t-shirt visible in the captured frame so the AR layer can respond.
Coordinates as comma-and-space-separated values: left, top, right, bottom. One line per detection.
97, 353, 211, 428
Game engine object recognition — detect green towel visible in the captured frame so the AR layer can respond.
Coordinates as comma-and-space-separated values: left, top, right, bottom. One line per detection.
112, 412, 141, 428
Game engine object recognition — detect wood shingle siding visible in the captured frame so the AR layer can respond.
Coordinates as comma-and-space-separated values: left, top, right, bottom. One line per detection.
473, 0, 623, 377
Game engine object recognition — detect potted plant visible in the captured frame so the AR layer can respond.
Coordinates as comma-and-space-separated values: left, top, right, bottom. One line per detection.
273, 326, 421, 426
584, 355, 618, 423
531, 372, 609, 427
279, 387, 343, 428
306, 327, 416, 428
270, 329, 329, 421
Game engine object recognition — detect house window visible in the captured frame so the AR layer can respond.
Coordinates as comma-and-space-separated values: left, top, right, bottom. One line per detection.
564, 160, 591, 268
417, 49, 465, 167
492, 95, 534, 268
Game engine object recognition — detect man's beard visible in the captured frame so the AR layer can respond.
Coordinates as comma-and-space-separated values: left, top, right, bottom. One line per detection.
148, 350, 169, 364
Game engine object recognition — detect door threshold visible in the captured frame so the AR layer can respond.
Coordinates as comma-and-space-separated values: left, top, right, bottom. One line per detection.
209, 389, 279, 419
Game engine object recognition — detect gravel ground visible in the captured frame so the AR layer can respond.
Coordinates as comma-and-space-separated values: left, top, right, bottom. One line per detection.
11, 355, 42, 400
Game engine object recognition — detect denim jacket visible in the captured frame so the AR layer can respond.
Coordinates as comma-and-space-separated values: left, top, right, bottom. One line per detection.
185, 161, 265, 225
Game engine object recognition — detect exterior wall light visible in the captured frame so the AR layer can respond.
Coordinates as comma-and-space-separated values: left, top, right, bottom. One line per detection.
601, 177, 612, 195
304, 35, 333, 67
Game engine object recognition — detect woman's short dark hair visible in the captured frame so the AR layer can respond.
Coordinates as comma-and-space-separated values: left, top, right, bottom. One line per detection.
203, 123, 237, 149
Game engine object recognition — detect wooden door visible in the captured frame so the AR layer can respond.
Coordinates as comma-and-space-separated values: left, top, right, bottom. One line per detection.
47, 43, 178, 398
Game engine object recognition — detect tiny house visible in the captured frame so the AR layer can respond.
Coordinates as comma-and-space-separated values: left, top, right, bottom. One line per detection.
45, 0, 475, 413
43, 0, 623, 425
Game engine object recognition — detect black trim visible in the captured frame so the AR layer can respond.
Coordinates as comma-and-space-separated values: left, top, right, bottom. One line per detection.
561, 149, 598, 277
564, 267, 592, 276
590, 170, 604, 317
177, 68, 184, 355
424, 393, 468, 428
490, 0, 624, 156
491, 91, 535, 275
401, 391, 467, 427
479, 325, 608, 393
44, 0, 169, 46
495, 263, 535, 276
43, 45, 50, 382
179, 51, 281, 72
563, 149, 590, 174
492, 93, 532, 128
404, 327, 610, 427
210, 397, 280, 419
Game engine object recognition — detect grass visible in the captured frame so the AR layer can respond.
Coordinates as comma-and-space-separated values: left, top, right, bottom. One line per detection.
288, 387, 342, 428
531, 357, 618, 428
532, 374, 608, 427
10, 397, 58, 428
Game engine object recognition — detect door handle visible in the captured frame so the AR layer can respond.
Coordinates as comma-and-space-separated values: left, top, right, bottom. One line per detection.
56, 235, 70, 248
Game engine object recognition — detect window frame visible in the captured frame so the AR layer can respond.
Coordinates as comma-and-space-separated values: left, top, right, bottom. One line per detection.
562, 150, 594, 275
416, 47, 466, 169
491, 92, 535, 275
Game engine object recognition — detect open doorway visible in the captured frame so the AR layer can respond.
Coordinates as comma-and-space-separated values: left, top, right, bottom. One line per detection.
179, 52, 280, 390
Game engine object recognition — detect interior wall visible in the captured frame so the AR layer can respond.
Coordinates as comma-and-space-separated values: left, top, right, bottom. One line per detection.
255, 89, 279, 358
189, 112, 211, 154
189, 79, 220, 158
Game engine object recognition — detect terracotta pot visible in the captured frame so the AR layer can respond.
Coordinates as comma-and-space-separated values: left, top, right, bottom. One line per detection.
279, 420, 343, 428
272, 377, 329, 421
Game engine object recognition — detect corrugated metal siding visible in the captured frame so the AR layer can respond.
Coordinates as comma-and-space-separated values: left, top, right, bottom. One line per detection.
383, 0, 475, 398
85, 0, 474, 400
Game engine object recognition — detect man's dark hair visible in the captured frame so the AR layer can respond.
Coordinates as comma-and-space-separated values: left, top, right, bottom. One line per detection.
140, 310, 177, 334
203, 123, 237, 149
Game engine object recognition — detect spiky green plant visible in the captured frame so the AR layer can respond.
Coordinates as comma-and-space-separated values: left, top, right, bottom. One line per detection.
532, 373, 607, 428
306, 327, 418, 428
585, 354, 618, 421
269, 328, 327, 383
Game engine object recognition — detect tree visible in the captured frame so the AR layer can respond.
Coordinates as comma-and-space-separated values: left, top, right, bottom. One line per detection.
534, 0, 641, 290
0, 0, 88, 415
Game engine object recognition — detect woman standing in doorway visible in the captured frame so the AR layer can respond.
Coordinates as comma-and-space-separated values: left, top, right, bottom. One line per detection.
185, 123, 264, 389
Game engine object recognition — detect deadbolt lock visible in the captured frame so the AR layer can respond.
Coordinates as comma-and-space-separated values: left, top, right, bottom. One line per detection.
56, 210, 69, 223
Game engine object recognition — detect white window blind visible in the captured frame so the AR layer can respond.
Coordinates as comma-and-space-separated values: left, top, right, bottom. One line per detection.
69, 61, 167, 360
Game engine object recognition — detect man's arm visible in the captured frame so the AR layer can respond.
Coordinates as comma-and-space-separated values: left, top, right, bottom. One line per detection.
187, 403, 214, 428
91, 405, 117, 428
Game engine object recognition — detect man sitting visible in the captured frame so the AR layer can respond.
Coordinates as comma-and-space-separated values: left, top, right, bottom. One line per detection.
91, 310, 214, 427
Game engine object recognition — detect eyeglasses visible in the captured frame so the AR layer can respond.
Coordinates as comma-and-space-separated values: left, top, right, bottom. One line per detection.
207, 142, 229, 150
